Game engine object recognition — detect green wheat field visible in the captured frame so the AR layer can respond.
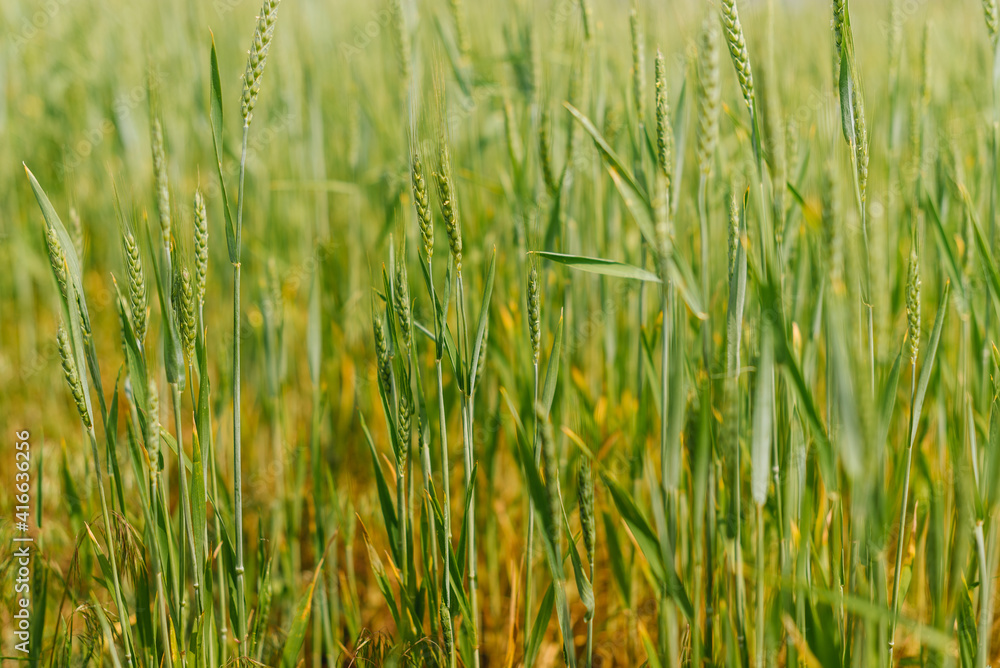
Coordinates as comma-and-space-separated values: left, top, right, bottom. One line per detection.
4, 0, 1000, 665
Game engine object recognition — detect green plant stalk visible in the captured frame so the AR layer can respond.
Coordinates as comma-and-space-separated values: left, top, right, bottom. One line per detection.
82, 423, 135, 667
425, 254, 455, 664
388, 367, 407, 589
233, 123, 250, 654
975, 519, 992, 668
436, 358, 456, 668
705, 456, 717, 663
172, 383, 202, 634
309, 370, 334, 666
692, 429, 706, 668
735, 408, 749, 650
846, 143, 875, 398
964, 320, 981, 489
457, 271, 480, 668
129, 398, 172, 664
187, 370, 209, 583
412, 347, 439, 608
659, 285, 673, 664
586, 554, 594, 668
697, 173, 711, 367
888, 366, 916, 665
270, 386, 290, 582
727, 290, 748, 667
150, 490, 173, 663
637, 246, 647, 452
695, 170, 711, 668
524, 362, 539, 666
308, 303, 339, 666
210, 417, 228, 655
756, 502, 765, 668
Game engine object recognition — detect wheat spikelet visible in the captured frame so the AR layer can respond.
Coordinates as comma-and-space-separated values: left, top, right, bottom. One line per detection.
174, 265, 196, 361
984, 0, 999, 43
373, 312, 392, 392
150, 116, 171, 246
655, 49, 674, 185
448, 0, 470, 60
410, 152, 434, 264
394, 249, 412, 350
57, 325, 91, 429
147, 379, 160, 470
630, 5, 646, 123
241, 0, 281, 126
577, 458, 595, 565
906, 248, 921, 363
435, 138, 463, 272
527, 262, 541, 365
852, 82, 869, 207
833, 0, 846, 78
721, 0, 755, 114
122, 229, 148, 345
440, 603, 455, 656
390, 0, 411, 82
193, 189, 208, 313
45, 225, 70, 304
696, 18, 721, 177
398, 385, 411, 466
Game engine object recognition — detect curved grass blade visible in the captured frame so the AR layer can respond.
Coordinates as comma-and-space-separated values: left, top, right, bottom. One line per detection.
469, 247, 496, 392
280, 558, 325, 668
910, 280, 951, 448
526, 583, 554, 667
534, 251, 661, 283
209, 34, 237, 263
600, 473, 693, 619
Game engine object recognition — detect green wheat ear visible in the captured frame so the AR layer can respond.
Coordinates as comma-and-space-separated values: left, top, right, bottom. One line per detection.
629, 4, 646, 123
174, 264, 196, 361
393, 247, 412, 350
527, 261, 541, 366
241, 0, 281, 126
655, 49, 674, 186
193, 189, 208, 314
122, 228, 147, 346
150, 115, 171, 247
410, 151, 434, 264
146, 378, 160, 471
695, 17, 721, 178
57, 325, 91, 429
435, 137, 463, 272
577, 458, 595, 565
907, 248, 921, 364
397, 385, 412, 467
372, 307, 392, 393
720, 0, 754, 115
984, 0, 999, 43
833, 0, 846, 78
45, 225, 70, 305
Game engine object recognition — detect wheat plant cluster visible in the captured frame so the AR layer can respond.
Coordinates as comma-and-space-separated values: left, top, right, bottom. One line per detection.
4, 0, 1000, 665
